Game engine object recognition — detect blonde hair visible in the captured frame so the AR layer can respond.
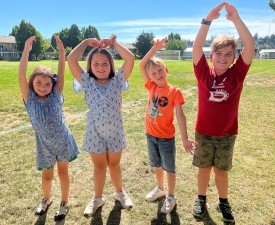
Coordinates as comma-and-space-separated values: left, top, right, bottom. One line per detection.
210, 35, 238, 53
145, 57, 166, 71
28, 66, 54, 90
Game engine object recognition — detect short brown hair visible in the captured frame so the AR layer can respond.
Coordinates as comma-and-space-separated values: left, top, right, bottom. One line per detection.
210, 35, 238, 53
28, 66, 54, 90
145, 57, 166, 71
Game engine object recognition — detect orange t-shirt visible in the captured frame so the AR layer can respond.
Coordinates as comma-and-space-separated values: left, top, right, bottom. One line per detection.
145, 81, 185, 138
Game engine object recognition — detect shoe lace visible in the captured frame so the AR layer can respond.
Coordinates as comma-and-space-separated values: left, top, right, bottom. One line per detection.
60, 202, 68, 213
223, 203, 232, 214
121, 192, 129, 202
195, 198, 205, 206
151, 187, 161, 196
165, 197, 174, 207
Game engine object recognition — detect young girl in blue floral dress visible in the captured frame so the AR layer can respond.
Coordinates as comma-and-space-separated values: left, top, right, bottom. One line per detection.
67, 34, 134, 217
18, 34, 80, 221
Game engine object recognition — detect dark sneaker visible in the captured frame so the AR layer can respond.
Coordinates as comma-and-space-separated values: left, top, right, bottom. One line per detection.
217, 202, 235, 223
192, 197, 206, 218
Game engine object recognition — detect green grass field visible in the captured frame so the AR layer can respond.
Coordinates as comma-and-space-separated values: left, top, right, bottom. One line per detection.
0, 59, 274, 225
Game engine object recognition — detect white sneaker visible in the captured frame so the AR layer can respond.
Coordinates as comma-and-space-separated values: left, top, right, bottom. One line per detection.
145, 187, 166, 202
161, 195, 176, 214
54, 201, 69, 221
114, 191, 133, 209
83, 197, 105, 218
35, 198, 53, 215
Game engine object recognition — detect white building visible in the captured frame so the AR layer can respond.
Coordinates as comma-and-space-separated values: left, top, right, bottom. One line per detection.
259, 49, 275, 59
182, 47, 211, 59
0, 36, 21, 61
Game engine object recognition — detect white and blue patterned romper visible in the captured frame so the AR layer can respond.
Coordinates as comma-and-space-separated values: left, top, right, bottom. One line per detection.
25, 87, 80, 170
80, 67, 128, 154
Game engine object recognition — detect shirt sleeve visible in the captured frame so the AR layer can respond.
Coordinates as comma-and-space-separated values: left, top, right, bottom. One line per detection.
174, 87, 185, 106
230, 54, 251, 81
80, 70, 92, 92
116, 66, 129, 91
193, 54, 210, 80
52, 87, 64, 105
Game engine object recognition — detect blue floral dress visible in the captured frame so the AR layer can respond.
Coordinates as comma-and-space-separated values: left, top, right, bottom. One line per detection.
25, 87, 80, 170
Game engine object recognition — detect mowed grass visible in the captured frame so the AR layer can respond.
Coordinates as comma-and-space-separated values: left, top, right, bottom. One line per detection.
0, 59, 274, 225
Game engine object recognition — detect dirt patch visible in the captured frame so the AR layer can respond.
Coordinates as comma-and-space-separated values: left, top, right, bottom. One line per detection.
245, 75, 275, 87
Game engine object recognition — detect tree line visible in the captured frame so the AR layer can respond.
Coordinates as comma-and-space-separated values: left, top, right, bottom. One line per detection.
11, 19, 275, 60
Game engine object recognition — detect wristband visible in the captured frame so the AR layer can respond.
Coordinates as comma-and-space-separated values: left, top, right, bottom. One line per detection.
201, 18, 212, 25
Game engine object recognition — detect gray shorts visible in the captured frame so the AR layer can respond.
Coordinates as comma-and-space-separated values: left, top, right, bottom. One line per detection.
146, 133, 176, 174
192, 132, 236, 171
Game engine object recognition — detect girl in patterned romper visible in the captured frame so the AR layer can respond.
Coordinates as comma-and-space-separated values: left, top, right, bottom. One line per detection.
18, 34, 80, 221
67, 34, 135, 217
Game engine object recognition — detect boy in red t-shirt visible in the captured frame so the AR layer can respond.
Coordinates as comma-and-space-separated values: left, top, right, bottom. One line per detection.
192, 2, 255, 223
139, 37, 196, 214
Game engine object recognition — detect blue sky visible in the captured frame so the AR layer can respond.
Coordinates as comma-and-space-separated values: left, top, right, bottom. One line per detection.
1, 0, 274, 43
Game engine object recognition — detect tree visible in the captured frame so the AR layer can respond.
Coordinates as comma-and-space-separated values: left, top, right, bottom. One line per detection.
68, 24, 81, 49
81, 25, 100, 55
81, 25, 100, 40
10, 20, 46, 60
269, 0, 275, 11
54, 28, 69, 48
134, 31, 154, 58
166, 39, 187, 52
166, 33, 187, 52
168, 33, 181, 40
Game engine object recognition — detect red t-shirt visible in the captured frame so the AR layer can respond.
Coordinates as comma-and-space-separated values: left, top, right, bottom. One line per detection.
145, 80, 185, 138
194, 54, 251, 136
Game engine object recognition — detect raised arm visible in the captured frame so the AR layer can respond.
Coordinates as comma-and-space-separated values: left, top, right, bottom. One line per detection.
225, 2, 255, 65
193, 2, 225, 66
108, 34, 135, 81
67, 38, 100, 82
53, 34, 65, 94
139, 37, 169, 82
18, 36, 36, 102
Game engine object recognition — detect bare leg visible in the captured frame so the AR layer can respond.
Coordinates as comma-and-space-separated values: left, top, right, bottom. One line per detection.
197, 167, 212, 195
155, 167, 164, 189
42, 167, 54, 200
108, 151, 123, 192
166, 171, 176, 196
214, 167, 228, 198
57, 161, 69, 202
91, 153, 108, 198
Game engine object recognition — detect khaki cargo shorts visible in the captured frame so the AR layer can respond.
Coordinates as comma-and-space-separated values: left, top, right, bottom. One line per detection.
192, 132, 236, 171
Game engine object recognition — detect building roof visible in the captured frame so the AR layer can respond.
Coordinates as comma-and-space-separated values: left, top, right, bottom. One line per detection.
123, 43, 136, 49
0, 36, 16, 44
184, 47, 211, 52
259, 49, 275, 53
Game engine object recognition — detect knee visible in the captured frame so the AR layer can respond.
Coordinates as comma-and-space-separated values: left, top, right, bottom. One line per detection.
42, 172, 54, 182
57, 169, 69, 179
214, 167, 227, 177
108, 161, 120, 171
94, 163, 108, 173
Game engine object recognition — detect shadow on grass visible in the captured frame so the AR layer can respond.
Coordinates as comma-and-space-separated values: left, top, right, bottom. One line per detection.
106, 200, 122, 225
89, 206, 104, 225
150, 196, 180, 225
34, 209, 67, 225
34, 212, 47, 225
193, 207, 218, 225
88, 200, 123, 225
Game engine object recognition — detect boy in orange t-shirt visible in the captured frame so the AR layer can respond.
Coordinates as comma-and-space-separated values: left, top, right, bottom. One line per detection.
139, 37, 196, 214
